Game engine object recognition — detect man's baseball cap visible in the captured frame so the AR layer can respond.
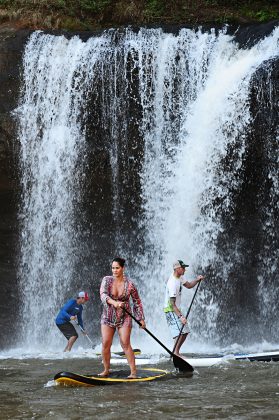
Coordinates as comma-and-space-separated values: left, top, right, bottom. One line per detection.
78, 291, 89, 301
173, 260, 189, 269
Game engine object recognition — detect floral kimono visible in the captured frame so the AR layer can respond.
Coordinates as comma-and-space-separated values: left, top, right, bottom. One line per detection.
100, 276, 144, 328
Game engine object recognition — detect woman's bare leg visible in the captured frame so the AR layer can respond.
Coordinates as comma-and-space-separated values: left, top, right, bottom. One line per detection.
99, 325, 115, 376
118, 326, 136, 378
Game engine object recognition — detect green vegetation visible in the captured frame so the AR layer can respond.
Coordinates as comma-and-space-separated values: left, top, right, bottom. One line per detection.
0, 0, 278, 30
144, 0, 166, 20
242, 7, 279, 22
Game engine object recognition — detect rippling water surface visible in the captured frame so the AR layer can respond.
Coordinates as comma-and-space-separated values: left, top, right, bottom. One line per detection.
1, 356, 279, 419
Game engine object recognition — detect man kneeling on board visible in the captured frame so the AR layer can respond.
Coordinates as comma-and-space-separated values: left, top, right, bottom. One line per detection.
55, 291, 89, 352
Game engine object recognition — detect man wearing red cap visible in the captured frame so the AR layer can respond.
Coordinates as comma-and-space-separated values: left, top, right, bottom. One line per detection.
55, 291, 89, 352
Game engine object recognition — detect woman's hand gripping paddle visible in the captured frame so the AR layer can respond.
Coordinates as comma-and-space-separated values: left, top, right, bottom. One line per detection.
123, 307, 194, 373
172, 280, 201, 355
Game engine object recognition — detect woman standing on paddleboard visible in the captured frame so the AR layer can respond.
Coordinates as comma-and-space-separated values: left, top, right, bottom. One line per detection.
99, 257, 146, 378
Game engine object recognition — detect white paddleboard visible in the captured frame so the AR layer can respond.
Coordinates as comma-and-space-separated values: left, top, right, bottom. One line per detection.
111, 350, 279, 368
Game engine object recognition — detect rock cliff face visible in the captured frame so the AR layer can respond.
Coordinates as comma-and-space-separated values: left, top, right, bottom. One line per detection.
0, 23, 278, 348
213, 58, 279, 342
0, 29, 31, 346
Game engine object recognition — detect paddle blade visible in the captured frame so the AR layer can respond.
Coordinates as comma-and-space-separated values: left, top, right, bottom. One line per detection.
173, 354, 194, 373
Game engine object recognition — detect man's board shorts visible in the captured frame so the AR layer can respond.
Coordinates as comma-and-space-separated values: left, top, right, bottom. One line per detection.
56, 322, 78, 340
165, 312, 190, 339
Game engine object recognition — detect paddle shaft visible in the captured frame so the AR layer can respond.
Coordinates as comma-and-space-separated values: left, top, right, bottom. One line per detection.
76, 323, 94, 346
172, 280, 201, 354
123, 308, 173, 356
123, 307, 193, 372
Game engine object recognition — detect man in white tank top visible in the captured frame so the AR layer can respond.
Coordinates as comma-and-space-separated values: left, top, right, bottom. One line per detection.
164, 260, 204, 356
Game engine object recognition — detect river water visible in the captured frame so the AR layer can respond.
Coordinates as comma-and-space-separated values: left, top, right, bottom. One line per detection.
1, 353, 279, 419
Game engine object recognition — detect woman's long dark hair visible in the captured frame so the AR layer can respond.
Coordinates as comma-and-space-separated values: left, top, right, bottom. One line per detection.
112, 257, 126, 267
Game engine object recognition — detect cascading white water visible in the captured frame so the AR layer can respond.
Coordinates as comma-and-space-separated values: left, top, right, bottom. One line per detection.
16, 26, 279, 352
126, 27, 279, 345
16, 32, 109, 348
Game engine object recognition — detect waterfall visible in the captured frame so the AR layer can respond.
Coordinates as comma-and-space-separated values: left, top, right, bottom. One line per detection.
16, 26, 279, 351
16, 32, 109, 348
